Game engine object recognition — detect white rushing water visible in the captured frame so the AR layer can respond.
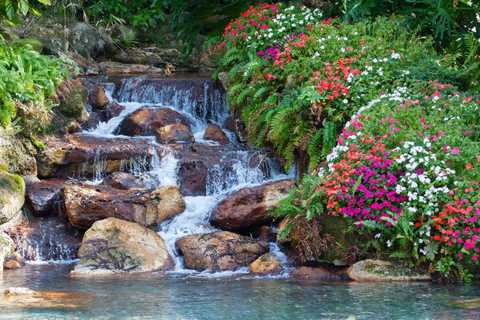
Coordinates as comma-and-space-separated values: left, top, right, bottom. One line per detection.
73, 77, 293, 275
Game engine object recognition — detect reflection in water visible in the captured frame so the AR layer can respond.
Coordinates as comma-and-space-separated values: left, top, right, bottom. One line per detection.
0, 265, 479, 320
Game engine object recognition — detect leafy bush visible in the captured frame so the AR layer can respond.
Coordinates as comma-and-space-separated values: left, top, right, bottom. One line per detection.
0, 0, 51, 23
0, 36, 68, 135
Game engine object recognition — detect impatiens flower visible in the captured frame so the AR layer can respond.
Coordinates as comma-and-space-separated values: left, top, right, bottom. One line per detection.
451, 147, 460, 155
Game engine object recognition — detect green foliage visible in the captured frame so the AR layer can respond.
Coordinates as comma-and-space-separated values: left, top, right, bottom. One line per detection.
0, 36, 68, 134
0, 0, 51, 23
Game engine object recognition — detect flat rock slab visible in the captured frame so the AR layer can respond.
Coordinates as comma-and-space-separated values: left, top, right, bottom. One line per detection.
347, 259, 431, 282
1, 287, 93, 309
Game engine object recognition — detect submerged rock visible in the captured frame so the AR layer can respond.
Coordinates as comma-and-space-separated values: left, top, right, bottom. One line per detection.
25, 178, 65, 216
103, 172, 145, 190
176, 231, 268, 272
249, 253, 281, 275
203, 123, 229, 145
0, 287, 93, 309
156, 123, 194, 144
0, 171, 25, 225
347, 259, 431, 282
117, 107, 190, 137
210, 179, 295, 231
37, 133, 155, 178
72, 218, 173, 275
64, 184, 185, 229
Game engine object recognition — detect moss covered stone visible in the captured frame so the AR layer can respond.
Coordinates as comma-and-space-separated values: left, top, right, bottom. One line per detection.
0, 232, 15, 273
0, 170, 25, 225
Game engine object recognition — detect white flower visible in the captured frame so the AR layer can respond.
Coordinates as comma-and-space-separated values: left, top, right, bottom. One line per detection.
391, 52, 401, 60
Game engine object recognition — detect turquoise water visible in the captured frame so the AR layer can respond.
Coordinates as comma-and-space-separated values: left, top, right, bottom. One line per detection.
1, 264, 479, 319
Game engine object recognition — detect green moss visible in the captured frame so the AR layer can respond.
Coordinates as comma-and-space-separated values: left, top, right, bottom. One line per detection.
0, 170, 25, 195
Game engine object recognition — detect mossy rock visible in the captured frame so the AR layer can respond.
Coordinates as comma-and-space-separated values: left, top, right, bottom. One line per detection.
0, 232, 15, 273
0, 127, 37, 176
56, 79, 89, 121
0, 171, 25, 225
347, 259, 431, 282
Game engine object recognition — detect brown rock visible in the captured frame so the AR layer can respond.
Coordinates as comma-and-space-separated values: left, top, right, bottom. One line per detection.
4, 253, 24, 270
0, 171, 25, 225
155, 123, 194, 144
64, 184, 185, 229
178, 160, 208, 196
71, 218, 173, 275
89, 85, 109, 109
249, 253, 281, 274
103, 172, 145, 190
117, 107, 190, 137
99, 61, 166, 76
210, 179, 295, 231
203, 123, 229, 145
0, 287, 94, 309
347, 260, 431, 282
176, 231, 268, 272
26, 179, 65, 216
292, 266, 350, 281
37, 133, 155, 178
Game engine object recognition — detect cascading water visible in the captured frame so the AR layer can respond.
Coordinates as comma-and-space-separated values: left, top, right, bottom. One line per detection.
22, 76, 292, 274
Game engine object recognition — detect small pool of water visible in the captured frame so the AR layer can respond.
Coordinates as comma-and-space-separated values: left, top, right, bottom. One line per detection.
1, 264, 479, 319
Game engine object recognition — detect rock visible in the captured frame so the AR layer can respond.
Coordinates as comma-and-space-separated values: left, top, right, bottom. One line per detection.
71, 218, 173, 275
25, 179, 65, 216
258, 226, 274, 242
117, 107, 190, 137
292, 266, 350, 281
4, 252, 24, 270
218, 72, 229, 90
103, 172, 145, 190
89, 85, 109, 109
347, 259, 431, 282
37, 133, 155, 178
104, 103, 125, 119
302, 0, 331, 9
98, 61, 166, 76
0, 287, 93, 309
64, 184, 185, 229
112, 47, 182, 68
176, 231, 268, 272
210, 179, 295, 231
0, 171, 25, 225
0, 232, 15, 273
178, 159, 208, 196
203, 123, 229, 145
249, 253, 281, 274
5, 216, 82, 261
70, 22, 114, 59
156, 123, 194, 144
55, 79, 89, 122
449, 298, 480, 309
0, 127, 37, 176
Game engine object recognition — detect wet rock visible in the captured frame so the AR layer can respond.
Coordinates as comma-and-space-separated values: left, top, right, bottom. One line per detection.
4, 252, 24, 270
249, 253, 281, 275
0, 171, 25, 225
258, 226, 274, 242
0, 232, 15, 273
103, 172, 145, 190
117, 107, 190, 137
292, 266, 350, 281
55, 79, 89, 122
98, 61, 166, 76
104, 103, 125, 119
203, 123, 229, 145
210, 179, 295, 231
112, 47, 182, 68
5, 216, 81, 261
0, 287, 93, 309
70, 22, 114, 59
37, 133, 155, 178
176, 231, 268, 272
0, 127, 37, 176
178, 160, 208, 196
156, 123, 194, 144
25, 179, 65, 216
64, 184, 185, 229
72, 218, 173, 275
347, 259, 431, 282
89, 85, 109, 109
449, 298, 480, 309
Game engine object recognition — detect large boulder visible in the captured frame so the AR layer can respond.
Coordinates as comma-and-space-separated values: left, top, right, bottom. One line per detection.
0, 127, 37, 176
64, 184, 185, 229
69, 22, 114, 59
0, 232, 15, 273
347, 260, 431, 282
71, 218, 173, 275
249, 253, 281, 275
88, 85, 109, 109
203, 123, 229, 145
98, 62, 167, 76
117, 107, 190, 137
55, 79, 89, 122
156, 123, 194, 144
37, 134, 155, 178
103, 172, 145, 190
292, 266, 350, 281
0, 171, 25, 225
210, 179, 295, 231
25, 179, 65, 216
176, 231, 268, 272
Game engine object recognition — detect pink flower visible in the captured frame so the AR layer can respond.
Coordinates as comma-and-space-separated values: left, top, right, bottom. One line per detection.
465, 239, 476, 250
451, 147, 460, 155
